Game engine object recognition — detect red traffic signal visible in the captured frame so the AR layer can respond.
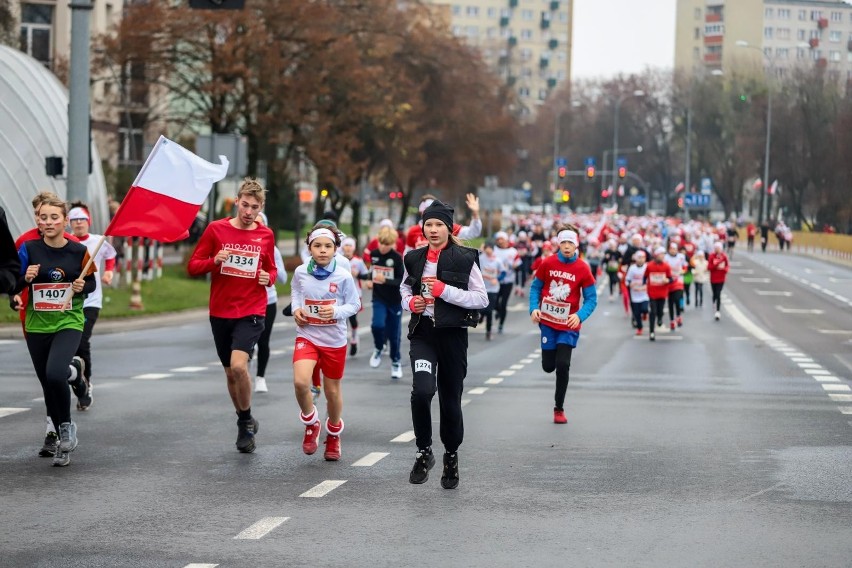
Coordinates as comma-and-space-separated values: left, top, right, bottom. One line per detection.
389, 191, 403, 199
557, 166, 567, 179
677, 197, 684, 208
585, 166, 596, 180
617, 166, 627, 179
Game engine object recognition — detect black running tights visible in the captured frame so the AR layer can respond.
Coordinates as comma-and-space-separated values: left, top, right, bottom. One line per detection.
711, 282, 724, 311
668, 289, 684, 322
542, 344, 573, 411
649, 298, 666, 327
256, 302, 276, 377
26, 329, 81, 431
495, 283, 513, 327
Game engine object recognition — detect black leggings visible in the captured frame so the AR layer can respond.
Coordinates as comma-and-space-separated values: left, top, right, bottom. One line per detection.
694, 282, 704, 306
409, 320, 468, 453
495, 283, 513, 327
256, 302, 276, 377
607, 271, 620, 295
711, 282, 724, 311
631, 301, 649, 331
75, 306, 99, 380
668, 289, 683, 322
26, 329, 81, 431
480, 291, 498, 332
542, 344, 573, 411
649, 298, 666, 327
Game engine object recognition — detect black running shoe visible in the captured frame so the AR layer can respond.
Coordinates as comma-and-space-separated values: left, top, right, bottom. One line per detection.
76, 380, 92, 411
236, 417, 259, 453
39, 432, 59, 457
69, 357, 87, 400
441, 452, 459, 489
409, 448, 435, 484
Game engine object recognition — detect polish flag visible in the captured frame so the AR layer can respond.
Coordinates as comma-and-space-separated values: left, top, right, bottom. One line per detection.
106, 136, 229, 242
768, 180, 779, 195
753, 178, 763, 191
674, 182, 685, 193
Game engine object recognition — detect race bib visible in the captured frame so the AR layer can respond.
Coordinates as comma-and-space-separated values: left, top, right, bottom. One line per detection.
482, 267, 498, 280
32, 283, 72, 311
649, 273, 668, 286
421, 276, 437, 305
607, 260, 619, 270
540, 297, 571, 325
372, 265, 393, 281
304, 298, 337, 326
220, 249, 260, 278
718, 261, 726, 269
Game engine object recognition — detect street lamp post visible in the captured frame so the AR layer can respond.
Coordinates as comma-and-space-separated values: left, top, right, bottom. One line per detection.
684, 69, 723, 220
611, 90, 645, 204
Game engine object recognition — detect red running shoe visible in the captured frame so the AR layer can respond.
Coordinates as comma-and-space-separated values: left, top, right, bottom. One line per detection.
324, 434, 341, 461
302, 421, 321, 455
635, 328, 643, 336
553, 409, 567, 424
670, 321, 676, 331
677, 316, 683, 327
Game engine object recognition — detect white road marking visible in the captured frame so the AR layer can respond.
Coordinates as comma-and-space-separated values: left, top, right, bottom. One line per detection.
785, 352, 806, 358
300, 480, 347, 498
528, 353, 540, 359
0, 339, 20, 345
828, 394, 852, 402
533, 349, 541, 354
729, 269, 754, 274
520, 358, 534, 363
0, 408, 29, 418
741, 277, 771, 283
207, 361, 221, 366
774, 306, 824, 315
270, 349, 287, 356
461, 399, 472, 407
817, 329, 852, 335
813, 376, 840, 382
725, 302, 774, 342
234, 517, 289, 539
170, 366, 207, 373
31, 397, 44, 402
131, 373, 173, 380
352, 452, 389, 467
797, 363, 822, 369
654, 336, 684, 341
507, 304, 527, 312
726, 337, 749, 341
828, 277, 852, 283
183, 564, 218, 568
468, 387, 489, 395
485, 378, 504, 385
510, 364, 525, 370
755, 290, 792, 297
791, 357, 814, 363
498, 370, 516, 376
839, 407, 852, 415
391, 431, 416, 443
805, 369, 831, 375
822, 384, 851, 392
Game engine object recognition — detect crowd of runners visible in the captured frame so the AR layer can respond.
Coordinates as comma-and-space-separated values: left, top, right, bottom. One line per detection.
1, 183, 742, 487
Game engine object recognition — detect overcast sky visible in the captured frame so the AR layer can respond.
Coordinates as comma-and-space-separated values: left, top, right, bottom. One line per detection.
571, 0, 678, 79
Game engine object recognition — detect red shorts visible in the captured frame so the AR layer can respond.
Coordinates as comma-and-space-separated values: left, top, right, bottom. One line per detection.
293, 338, 347, 380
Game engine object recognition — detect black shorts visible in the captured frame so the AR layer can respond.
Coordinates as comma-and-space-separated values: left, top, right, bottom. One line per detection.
210, 315, 265, 367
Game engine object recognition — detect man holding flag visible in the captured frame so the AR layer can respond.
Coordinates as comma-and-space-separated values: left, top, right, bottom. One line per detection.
188, 179, 277, 453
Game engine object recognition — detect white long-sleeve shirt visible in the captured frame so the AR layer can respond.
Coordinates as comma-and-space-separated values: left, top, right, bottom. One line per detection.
77, 233, 117, 309
625, 263, 649, 303
456, 217, 482, 240
265, 245, 288, 305
493, 245, 520, 284
290, 262, 361, 348
400, 255, 489, 318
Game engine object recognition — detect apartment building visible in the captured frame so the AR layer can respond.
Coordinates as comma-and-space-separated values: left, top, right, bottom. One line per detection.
429, 0, 574, 119
675, 0, 852, 90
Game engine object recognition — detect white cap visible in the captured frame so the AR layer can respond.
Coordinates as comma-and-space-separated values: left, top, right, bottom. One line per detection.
654, 246, 666, 255
495, 231, 509, 240
68, 207, 89, 222
418, 198, 435, 214
379, 218, 394, 229
557, 230, 579, 246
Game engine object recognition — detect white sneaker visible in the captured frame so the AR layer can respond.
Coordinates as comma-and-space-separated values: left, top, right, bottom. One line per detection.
714, 311, 721, 321
254, 377, 268, 393
391, 362, 403, 380
369, 349, 382, 368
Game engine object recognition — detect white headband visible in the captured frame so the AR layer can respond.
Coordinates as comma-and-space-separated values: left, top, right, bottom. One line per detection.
341, 237, 356, 248
68, 207, 89, 222
308, 228, 336, 244
557, 230, 579, 245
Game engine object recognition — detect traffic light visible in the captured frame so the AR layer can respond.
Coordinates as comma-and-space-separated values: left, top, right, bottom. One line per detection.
320, 188, 329, 198
617, 165, 627, 180
558, 166, 567, 179
677, 197, 684, 209
561, 190, 570, 202
600, 188, 609, 199
388, 191, 403, 200
585, 165, 596, 180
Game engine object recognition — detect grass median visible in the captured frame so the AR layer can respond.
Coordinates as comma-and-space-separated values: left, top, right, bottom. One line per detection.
0, 265, 292, 324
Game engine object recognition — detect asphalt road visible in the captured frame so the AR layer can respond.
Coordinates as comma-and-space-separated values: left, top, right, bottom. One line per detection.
0, 249, 850, 568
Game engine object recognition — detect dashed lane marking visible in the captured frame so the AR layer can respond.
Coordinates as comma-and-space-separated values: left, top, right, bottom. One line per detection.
755, 290, 792, 297
741, 277, 771, 283
391, 431, 416, 443
300, 480, 347, 498
270, 349, 287, 356
805, 369, 831, 376
468, 387, 489, 395
498, 370, 516, 376
234, 517, 289, 540
817, 329, 852, 335
729, 269, 754, 274
839, 407, 852, 415
0, 408, 29, 418
352, 452, 389, 467
528, 353, 540, 359
170, 366, 207, 373
485, 378, 504, 385
814, 376, 841, 382
131, 373, 173, 380
829, 394, 852, 402
726, 337, 749, 341
822, 384, 851, 392
775, 306, 823, 314
509, 364, 525, 370
461, 399, 472, 407
791, 357, 814, 363
520, 358, 534, 363
652, 335, 683, 341
0, 340, 20, 345
507, 304, 527, 312
797, 363, 822, 369
183, 564, 218, 568
533, 349, 541, 353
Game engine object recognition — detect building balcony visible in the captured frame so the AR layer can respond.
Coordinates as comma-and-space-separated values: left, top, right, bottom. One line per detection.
703, 35, 722, 44
509, 0, 518, 7
816, 57, 827, 68
704, 52, 722, 63
508, 36, 517, 47
540, 18, 550, 30
705, 13, 722, 23
547, 77, 557, 89
539, 56, 549, 68
549, 0, 559, 11
500, 16, 509, 27
548, 38, 558, 49
817, 17, 828, 29
809, 37, 820, 48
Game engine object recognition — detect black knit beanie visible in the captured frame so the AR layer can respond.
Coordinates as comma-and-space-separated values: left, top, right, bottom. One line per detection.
421, 200, 454, 231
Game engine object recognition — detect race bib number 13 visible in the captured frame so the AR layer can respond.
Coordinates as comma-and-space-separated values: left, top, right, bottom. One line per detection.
32, 283, 72, 311
304, 298, 337, 326
220, 249, 260, 278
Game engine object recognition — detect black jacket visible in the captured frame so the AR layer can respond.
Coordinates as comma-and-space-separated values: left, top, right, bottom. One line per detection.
0, 207, 20, 295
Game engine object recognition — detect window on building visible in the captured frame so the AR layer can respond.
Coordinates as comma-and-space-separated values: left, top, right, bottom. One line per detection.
778, 8, 790, 19
797, 47, 807, 60
487, 7, 498, 18
520, 48, 532, 61
119, 112, 146, 167
812, 49, 822, 61
466, 6, 479, 16
798, 9, 806, 20
830, 50, 841, 61
556, 50, 566, 62
467, 26, 479, 37
487, 27, 498, 38
452, 25, 464, 36
538, 89, 548, 100
521, 9, 533, 20
19, 3, 53, 67
521, 28, 533, 40
558, 12, 568, 23
809, 29, 820, 39
452, 5, 461, 15
776, 47, 789, 59
519, 87, 530, 97
765, 7, 773, 18
810, 10, 822, 21
694, 27, 700, 40
777, 28, 790, 40
500, 8, 511, 17
694, 7, 701, 19
764, 27, 773, 39
521, 67, 532, 78
797, 29, 806, 40
829, 30, 841, 42
693, 46, 700, 60
830, 11, 842, 22
556, 70, 566, 80
764, 46, 772, 57
501, 27, 512, 38
705, 23, 724, 35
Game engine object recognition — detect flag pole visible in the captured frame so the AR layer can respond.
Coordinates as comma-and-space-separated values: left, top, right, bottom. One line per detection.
61, 234, 107, 311
103, 135, 165, 237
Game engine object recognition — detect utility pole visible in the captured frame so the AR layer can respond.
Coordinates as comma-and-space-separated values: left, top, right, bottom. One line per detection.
67, 0, 93, 203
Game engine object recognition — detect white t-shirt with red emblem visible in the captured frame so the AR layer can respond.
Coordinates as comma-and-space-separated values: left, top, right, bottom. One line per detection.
290, 261, 361, 348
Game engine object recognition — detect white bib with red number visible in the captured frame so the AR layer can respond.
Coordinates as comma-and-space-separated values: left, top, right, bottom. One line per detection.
372, 265, 393, 281
220, 249, 260, 278
649, 273, 668, 286
304, 298, 337, 325
540, 297, 570, 325
32, 283, 72, 311
421, 276, 437, 305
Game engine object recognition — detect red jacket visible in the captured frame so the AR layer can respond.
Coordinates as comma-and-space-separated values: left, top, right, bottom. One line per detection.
645, 260, 672, 300
707, 252, 729, 284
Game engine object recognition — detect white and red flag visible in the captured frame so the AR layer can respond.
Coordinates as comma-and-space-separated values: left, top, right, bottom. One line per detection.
674, 182, 685, 193
768, 180, 779, 195
106, 136, 229, 242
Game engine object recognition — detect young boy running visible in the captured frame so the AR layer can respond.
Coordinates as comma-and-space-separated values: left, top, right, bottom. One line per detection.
529, 227, 597, 424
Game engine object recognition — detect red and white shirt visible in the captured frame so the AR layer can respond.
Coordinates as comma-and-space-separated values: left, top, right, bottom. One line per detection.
534, 254, 595, 331
290, 262, 361, 348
